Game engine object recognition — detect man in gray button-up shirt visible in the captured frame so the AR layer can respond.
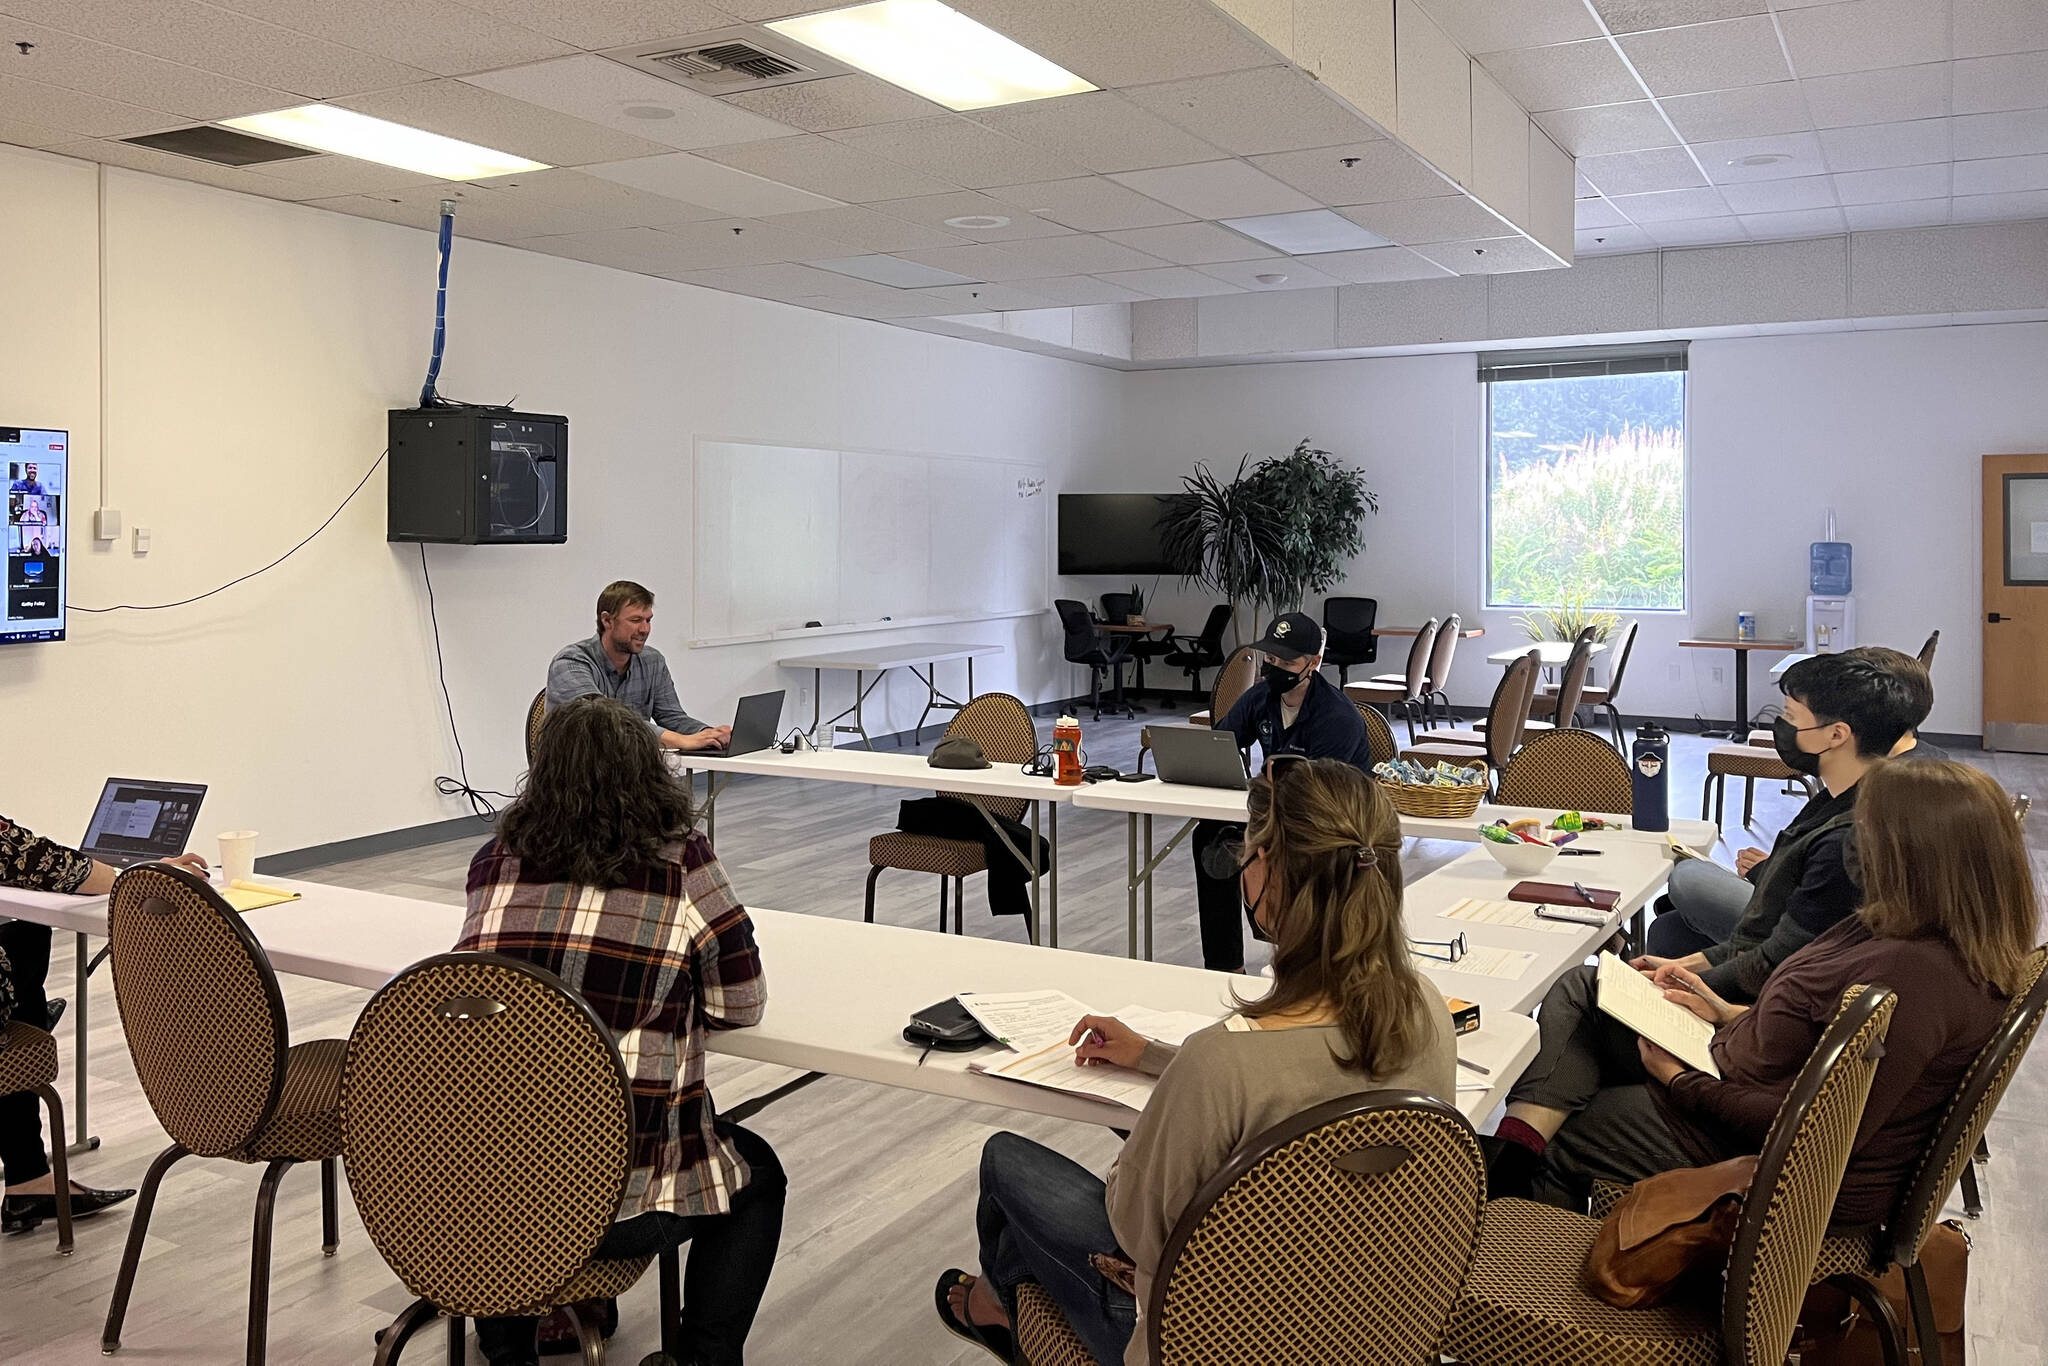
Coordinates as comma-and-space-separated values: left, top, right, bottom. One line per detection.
545, 581, 730, 752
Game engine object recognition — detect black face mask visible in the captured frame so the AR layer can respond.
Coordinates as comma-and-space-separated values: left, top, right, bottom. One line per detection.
1771, 717, 1827, 777
1261, 661, 1307, 696
1242, 877, 1272, 943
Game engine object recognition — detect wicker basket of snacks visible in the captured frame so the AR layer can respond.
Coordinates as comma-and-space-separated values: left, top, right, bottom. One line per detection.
1373, 758, 1487, 819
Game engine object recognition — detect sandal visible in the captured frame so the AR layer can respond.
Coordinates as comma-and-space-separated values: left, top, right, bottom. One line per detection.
934, 1269, 1017, 1365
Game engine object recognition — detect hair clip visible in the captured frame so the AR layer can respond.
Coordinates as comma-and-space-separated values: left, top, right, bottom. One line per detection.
1355, 846, 1379, 869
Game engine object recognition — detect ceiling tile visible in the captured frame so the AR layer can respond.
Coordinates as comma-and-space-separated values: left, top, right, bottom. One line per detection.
1698, 131, 1829, 180
1954, 153, 2048, 195
1619, 16, 1792, 95
1719, 174, 1839, 211
1421, 0, 1603, 53
1006, 276, 1154, 305
1575, 197, 1635, 228
1194, 258, 1345, 291
337, 181, 611, 240
1832, 162, 1952, 201
889, 243, 1049, 281
203, 0, 573, 78
1410, 235, 1564, 274
1738, 206, 1847, 238
0, 0, 430, 99
1097, 222, 1278, 264
1533, 102, 1680, 156
1577, 224, 1657, 252
1251, 141, 1455, 204
696, 134, 958, 202
975, 234, 1170, 275
1661, 83, 1813, 141
1108, 161, 1320, 219
864, 190, 1075, 239
338, 80, 675, 167
1801, 63, 1951, 129
1952, 0, 2048, 60
1122, 66, 1371, 156
1578, 146, 1709, 195
513, 227, 698, 272
1094, 265, 1246, 298
582, 151, 843, 216
719, 75, 945, 132
1817, 117, 1952, 171
1593, 0, 1768, 34
668, 262, 894, 299
972, 93, 1227, 174
809, 254, 976, 287
947, 0, 1282, 86
907, 282, 1062, 311
1295, 245, 1457, 282
644, 217, 857, 269
986, 177, 1190, 232
0, 74, 176, 143
0, 19, 290, 121
827, 116, 1086, 189
1642, 216, 1748, 244
1842, 198, 1952, 228
1953, 109, 2048, 159
457, 0, 737, 49
467, 165, 725, 226
1952, 52, 2048, 116
801, 293, 969, 319
1777, 0, 1951, 78
1611, 185, 1735, 218
750, 204, 968, 252
463, 56, 797, 151
1478, 41, 1646, 114
1950, 189, 2048, 220
1338, 195, 1514, 244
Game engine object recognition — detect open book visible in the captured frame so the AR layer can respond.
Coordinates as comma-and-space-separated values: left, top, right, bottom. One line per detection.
1594, 952, 1721, 1078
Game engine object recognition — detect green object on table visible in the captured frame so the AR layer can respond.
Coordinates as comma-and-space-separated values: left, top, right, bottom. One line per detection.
1554, 809, 1585, 832
1480, 824, 1518, 844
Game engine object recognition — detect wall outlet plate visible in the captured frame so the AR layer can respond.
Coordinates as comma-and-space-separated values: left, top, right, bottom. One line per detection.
1711, 666, 1725, 683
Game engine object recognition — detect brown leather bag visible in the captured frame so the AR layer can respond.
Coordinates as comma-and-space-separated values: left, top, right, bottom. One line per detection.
1584, 1156, 1759, 1309
1798, 1221, 1969, 1366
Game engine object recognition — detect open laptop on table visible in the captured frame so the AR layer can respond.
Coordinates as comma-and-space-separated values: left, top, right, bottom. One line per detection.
695, 690, 785, 757
78, 777, 208, 869
1147, 727, 1250, 790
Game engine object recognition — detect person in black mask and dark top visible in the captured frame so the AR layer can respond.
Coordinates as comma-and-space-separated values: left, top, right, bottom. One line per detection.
1188, 612, 1373, 972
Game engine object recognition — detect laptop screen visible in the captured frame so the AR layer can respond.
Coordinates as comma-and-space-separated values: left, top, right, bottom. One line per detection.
79, 778, 208, 867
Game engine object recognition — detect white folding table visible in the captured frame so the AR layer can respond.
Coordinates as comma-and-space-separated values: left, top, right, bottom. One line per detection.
776, 642, 1005, 749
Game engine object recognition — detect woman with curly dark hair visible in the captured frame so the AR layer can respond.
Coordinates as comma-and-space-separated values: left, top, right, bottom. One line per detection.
457, 697, 782, 1366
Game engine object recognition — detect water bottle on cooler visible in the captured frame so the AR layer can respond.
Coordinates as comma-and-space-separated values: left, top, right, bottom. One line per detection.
1631, 723, 1670, 833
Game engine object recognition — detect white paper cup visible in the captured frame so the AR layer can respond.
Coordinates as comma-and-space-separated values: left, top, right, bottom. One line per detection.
218, 831, 258, 885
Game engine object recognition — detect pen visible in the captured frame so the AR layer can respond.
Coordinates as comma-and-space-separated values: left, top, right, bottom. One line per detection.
1572, 881, 1599, 905
1456, 1056, 1491, 1075
1557, 848, 1602, 856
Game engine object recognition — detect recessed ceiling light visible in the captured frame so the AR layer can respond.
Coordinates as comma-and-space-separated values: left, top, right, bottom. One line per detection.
219, 106, 547, 180
767, 0, 1095, 112
1733, 152, 1792, 167
1220, 209, 1390, 256
943, 213, 1010, 229
622, 104, 677, 120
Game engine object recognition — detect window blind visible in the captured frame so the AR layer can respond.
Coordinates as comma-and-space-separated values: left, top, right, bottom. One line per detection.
1477, 342, 1688, 383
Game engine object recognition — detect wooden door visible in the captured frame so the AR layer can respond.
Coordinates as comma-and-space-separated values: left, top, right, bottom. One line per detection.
1983, 454, 2048, 751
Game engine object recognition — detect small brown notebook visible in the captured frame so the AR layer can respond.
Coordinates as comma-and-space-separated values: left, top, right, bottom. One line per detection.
1507, 880, 1619, 911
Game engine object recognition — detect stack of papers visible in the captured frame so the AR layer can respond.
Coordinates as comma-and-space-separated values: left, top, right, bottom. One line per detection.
956, 991, 1226, 1111
1411, 945, 1538, 980
1440, 897, 1582, 936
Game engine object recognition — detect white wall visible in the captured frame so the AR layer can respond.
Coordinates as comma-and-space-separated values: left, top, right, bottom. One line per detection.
1106, 323, 2048, 737
0, 145, 1117, 854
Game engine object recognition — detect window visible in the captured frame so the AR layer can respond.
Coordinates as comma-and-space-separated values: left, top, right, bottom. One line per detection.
1483, 345, 1687, 611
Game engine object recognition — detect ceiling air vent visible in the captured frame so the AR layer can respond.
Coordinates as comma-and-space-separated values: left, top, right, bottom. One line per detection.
604, 27, 848, 96
120, 125, 319, 167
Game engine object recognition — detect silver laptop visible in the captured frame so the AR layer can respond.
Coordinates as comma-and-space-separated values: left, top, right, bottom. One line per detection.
700, 690, 785, 757
1149, 727, 1251, 790
78, 777, 208, 869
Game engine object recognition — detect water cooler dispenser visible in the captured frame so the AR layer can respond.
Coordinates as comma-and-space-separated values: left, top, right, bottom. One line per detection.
1805, 520, 1854, 653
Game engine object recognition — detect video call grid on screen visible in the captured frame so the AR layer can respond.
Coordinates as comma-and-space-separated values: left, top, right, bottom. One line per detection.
81, 779, 207, 863
5, 427, 67, 643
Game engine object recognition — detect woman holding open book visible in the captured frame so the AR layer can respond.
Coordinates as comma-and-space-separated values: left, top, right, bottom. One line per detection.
933, 756, 1457, 1366
1490, 759, 2035, 1226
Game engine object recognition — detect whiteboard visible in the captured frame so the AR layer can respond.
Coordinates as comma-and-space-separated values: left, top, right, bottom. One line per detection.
693, 440, 1048, 644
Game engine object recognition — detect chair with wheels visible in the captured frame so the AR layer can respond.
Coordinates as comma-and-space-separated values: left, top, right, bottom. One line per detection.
0, 1018, 73, 1254
1161, 605, 1233, 701
1102, 593, 1173, 703
1495, 728, 1635, 814
1346, 618, 1438, 743
1320, 596, 1380, 685
1442, 985, 1897, 1366
100, 862, 347, 1366
525, 690, 548, 764
1056, 600, 1133, 721
343, 951, 673, 1366
865, 693, 1040, 939
1015, 1091, 1484, 1366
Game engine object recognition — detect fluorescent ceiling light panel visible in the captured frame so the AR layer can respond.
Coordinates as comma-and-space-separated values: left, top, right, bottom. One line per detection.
813, 254, 977, 287
767, 1, 1095, 112
1219, 210, 1390, 255
219, 106, 547, 180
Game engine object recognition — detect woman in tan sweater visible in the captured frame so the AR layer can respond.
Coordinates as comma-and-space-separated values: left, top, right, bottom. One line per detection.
933, 756, 1457, 1366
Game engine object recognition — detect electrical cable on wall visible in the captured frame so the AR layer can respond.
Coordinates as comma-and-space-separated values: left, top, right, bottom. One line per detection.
417, 543, 517, 819
414, 198, 506, 413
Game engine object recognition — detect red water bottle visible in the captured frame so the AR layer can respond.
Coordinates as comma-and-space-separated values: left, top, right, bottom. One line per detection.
1053, 714, 1083, 786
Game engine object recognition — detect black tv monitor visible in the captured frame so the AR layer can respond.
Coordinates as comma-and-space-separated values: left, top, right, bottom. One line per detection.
1058, 494, 1186, 575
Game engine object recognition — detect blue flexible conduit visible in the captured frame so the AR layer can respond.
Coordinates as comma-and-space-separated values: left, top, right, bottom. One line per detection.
418, 201, 454, 407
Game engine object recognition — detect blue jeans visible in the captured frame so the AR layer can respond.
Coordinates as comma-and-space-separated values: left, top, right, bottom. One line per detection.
977, 1133, 1136, 1366
1647, 858, 1754, 958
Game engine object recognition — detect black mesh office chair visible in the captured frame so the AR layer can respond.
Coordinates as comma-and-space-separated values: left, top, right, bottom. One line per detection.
1322, 597, 1379, 684
1056, 599, 1132, 721
1103, 593, 1171, 701
1162, 604, 1233, 699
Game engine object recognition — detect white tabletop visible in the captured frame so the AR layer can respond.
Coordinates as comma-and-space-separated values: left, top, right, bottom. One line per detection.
1770, 652, 1815, 676
1486, 640, 1611, 666
778, 642, 1004, 671
0, 884, 1531, 1127
677, 745, 1070, 804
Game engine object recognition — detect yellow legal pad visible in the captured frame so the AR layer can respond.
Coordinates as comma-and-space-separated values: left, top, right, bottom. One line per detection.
218, 880, 302, 913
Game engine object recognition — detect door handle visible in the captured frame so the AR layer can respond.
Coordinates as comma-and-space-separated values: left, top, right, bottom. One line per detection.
1989, 613, 2016, 623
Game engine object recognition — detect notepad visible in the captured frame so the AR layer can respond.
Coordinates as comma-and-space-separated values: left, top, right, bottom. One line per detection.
970, 1039, 1156, 1111
1594, 952, 1721, 1078
217, 880, 302, 913
1411, 946, 1538, 981
1440, 897, 1581, 936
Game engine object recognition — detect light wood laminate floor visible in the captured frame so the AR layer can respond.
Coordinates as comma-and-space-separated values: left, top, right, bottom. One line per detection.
4, 718, 2044, 1365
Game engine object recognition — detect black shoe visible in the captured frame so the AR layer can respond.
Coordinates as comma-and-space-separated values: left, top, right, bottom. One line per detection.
2, 1184, 136, 1234
1479, 1135, 1544, 1202
43, 998, 65, 1031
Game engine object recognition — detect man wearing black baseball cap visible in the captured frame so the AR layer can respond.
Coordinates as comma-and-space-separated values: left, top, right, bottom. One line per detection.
1191, 610, 1374, 971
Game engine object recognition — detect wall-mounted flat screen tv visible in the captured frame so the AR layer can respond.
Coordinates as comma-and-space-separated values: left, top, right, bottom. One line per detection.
1058, 493, 1189, 575
5, 426, 67, 645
